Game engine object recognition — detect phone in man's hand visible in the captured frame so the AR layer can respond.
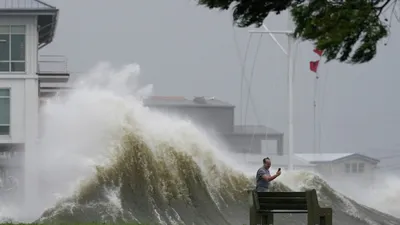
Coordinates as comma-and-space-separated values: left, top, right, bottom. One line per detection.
278, 168, 281, 171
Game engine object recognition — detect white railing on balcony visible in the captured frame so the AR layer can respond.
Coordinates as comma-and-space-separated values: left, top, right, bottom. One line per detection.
37, 55, 68, 74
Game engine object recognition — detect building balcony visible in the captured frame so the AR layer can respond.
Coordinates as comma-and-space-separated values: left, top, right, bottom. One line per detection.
37, 55, 69, 83
39, 83, 72, 98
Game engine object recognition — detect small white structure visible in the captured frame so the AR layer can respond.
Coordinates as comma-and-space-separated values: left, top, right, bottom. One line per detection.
0, 0, 68, 200
296, 153, 379, 179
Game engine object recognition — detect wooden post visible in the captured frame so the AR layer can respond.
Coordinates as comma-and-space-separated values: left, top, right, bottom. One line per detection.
326, 209, 333, 225
248, 190, 261, 225
249, 204, 262, 225
306, 190, 317, 225
266, 212, 274, 225
319, 208, 333, 225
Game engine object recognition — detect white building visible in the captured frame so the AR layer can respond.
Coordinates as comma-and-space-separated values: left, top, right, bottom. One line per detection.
295, 153, 380, 179
0, 0, 68, 199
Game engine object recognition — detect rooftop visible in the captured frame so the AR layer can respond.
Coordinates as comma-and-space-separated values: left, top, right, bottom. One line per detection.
0, 0, 55, 10
233, 153, 315, 168
143, 96, 234, 108
296, 153, 380, 164
233, 125, 282, 136
295, 153, 352, 162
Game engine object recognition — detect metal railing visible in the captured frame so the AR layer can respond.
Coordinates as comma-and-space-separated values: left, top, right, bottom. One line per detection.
38, 55, 68, 74
0, 0, 54, 9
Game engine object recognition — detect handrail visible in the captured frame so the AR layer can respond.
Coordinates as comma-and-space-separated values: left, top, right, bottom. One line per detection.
37, 55, 68, 74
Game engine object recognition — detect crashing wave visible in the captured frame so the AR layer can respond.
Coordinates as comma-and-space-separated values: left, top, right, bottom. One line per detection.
0, 63, 398, 225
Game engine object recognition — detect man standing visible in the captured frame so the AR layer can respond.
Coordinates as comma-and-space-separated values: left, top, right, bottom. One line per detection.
255, 157, 281, 192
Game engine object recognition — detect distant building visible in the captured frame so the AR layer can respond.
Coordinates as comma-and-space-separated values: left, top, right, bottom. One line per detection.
229, 125, 283, 155
144, 96, 284, 155
296, 153, 380, 179
144, 96, 234, 133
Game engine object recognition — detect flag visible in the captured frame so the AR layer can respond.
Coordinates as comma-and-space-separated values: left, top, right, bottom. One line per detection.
310, 60, 319, 73
313, 48, 323, 56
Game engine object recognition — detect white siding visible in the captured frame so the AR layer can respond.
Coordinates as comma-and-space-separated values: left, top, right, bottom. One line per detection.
315, 158, 377, 184
151, 106, 234, 133
0, 15, 39, 144
223, 134, 263, 153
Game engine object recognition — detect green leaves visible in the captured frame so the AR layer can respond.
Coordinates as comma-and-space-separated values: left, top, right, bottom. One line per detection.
197, 0, 235, 10
291, 0, 388, 64
196, 0, 392, 64
197, 0, 293, 27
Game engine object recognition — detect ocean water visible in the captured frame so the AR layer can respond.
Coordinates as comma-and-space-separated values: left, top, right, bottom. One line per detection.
0, 62, 399, 225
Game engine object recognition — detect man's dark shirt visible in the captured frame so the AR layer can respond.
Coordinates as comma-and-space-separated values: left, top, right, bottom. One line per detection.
256, 166, 270, 189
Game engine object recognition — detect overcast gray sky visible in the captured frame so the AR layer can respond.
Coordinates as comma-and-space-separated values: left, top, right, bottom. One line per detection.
42, 0, 400, 163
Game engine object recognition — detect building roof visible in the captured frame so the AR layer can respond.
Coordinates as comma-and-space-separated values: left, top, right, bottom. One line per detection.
233, 125, 282, 136
0, 0, 58, 48
0, 0, 55, 9
233, 153, 315, 168
295, 153, 380, 164
295, 153, 352, 162
143, 96, 234, 108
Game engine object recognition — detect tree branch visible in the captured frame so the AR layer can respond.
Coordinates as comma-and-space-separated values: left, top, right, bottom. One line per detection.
377, 0, 393, 16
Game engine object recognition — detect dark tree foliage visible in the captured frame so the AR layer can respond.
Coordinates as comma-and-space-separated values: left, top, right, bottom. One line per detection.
196, 0, 396, 64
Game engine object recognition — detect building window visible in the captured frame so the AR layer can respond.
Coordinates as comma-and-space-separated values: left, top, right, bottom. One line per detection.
0, 25, 26, 72
351, 163, 357, 173
345, 163, 350, 173
358, 163, 365, 173
0, 89, 10, 135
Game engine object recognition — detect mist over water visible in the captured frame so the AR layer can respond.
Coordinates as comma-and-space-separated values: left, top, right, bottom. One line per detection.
326, 174, 400, 218
0, 62, 399, 224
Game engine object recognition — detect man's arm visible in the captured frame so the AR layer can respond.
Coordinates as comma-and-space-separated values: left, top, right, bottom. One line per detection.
262, 173, 279, 182
258, 168, 280, 182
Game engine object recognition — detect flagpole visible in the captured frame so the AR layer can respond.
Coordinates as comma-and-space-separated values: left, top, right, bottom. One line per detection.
310, 53, 322, 154
287, 34, 295, 171
313, 74, 318, 154
248, 29, 296, 171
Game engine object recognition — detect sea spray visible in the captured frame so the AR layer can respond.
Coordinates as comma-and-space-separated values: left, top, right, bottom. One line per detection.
0, 62, 398, 225
328, 174, 400, 219
33, 62, 252, 224
38, 129, 252, 224
37, 63, 399, 225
